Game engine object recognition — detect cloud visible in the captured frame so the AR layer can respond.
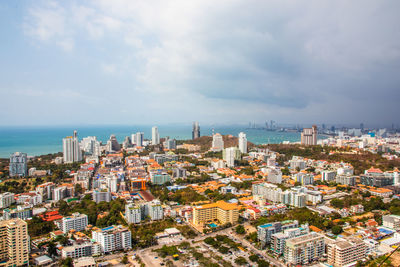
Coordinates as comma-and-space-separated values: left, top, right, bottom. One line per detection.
14, 0, 400, 125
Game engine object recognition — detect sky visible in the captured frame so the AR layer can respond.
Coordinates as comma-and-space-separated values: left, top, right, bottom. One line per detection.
0, 0, 399, 127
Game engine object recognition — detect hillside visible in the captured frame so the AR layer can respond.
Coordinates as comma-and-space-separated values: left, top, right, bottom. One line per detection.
179, 135, 254, 152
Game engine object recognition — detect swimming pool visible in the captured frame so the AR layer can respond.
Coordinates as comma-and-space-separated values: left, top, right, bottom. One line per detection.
208, 223, 218, 228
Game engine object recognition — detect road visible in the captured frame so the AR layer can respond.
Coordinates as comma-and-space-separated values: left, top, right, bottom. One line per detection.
230, 231, 285, 267
137, 225, 285, 267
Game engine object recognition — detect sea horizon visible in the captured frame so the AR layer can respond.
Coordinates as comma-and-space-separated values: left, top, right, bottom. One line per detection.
0, 124, 309, 158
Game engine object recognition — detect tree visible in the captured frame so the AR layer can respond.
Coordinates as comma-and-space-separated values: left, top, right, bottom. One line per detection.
235, 225, 246, 235
47, 242, 57, 256
62, 257, 73, 267
249, 254, 258, 262
235, 257, 247, 265
332, 225, 343, 235
330, 198, 344, 209
74, 184, 83, 195
257, 259, 270, 267
121, 254, 128, 264
218, 246, 229, 254
204, 237, 216, 246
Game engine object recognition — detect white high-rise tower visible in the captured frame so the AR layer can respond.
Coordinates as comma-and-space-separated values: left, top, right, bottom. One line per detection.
152, 126, 160, 145
63, 130, 82, 163
238, 132, 247, 153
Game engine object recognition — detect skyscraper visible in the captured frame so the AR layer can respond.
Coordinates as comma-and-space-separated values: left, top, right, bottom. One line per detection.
0, 219, 29, 266
223, 147, 241, 167
106, 134, 120, 152
9, 152, 27, 177
192, 121, 200, 139
238, 132, 247, 153
212, 133, 224, 151
134, 132, 144, 147
152, 126, 160, 145
301, 125, 317, 145
63, 130, 82, 163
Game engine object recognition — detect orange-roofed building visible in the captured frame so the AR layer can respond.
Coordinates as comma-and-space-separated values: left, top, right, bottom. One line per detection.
369, 187, 393, 198
40, 210, 63, 222
236, 174, 254, 181
366, 167, 383, 174
309, 225, 323, 232
192, 200, 240, 226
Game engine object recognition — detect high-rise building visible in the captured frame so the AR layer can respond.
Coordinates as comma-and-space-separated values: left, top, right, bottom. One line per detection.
257, 220, 299, 245
327, 237, 367, 267
164, 137, 176, 150
0, 192, 15, 209
80, 136, 101, 157
92, 225, 132, 253
9, 152, 28, 177
0, 219, 29, 266
134, 132, 144, 147
125, 203, 141, 224
301, 125, 317, 145
59, 212, 88, 233
92, 190, 111, 203
122, 136, 132, 149
63, 131, 83, 163
192, 122, 200, 140
238, 132, 247, 154
106, 135, 120, 152
152, 126, 160, 145
212, 133, 224, 151
223, 147, 241, 167
149, 200, 164, 221
284, 232, 325, 265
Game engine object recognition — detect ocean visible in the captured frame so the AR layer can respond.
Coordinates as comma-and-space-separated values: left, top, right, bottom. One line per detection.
0, 125, 303, 158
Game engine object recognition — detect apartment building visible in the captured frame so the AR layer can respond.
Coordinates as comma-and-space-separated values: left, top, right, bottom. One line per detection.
192, 200, 239, 226
59, 213, 88, 233
382, 215, 400, 230
0, 219, 29, 266
92, 225, 132, 253
0, 192, 15, 209
327, 237, 367, 267
9, 152, 28, 177
336, 174, 356, 186
284, 232, 325, 266
150, 173, 171, 185
321, 171, 336, 182
301, 125, 317, 146
125, 203, 141, 224
61, 242, 93, 259
149, 200, 164, 221
92, 190, 111, 203
271, 225, 309, 255
257, 220, 299, 245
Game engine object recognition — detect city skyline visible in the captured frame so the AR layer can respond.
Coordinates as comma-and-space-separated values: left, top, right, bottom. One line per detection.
0, 1, 399, 126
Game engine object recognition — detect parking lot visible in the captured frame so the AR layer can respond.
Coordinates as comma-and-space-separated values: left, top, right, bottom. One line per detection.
157, 234, 186, 245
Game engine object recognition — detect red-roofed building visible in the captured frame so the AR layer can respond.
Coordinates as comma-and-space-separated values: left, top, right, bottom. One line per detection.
40, 210, 63, 222
245, 207, 261, 220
